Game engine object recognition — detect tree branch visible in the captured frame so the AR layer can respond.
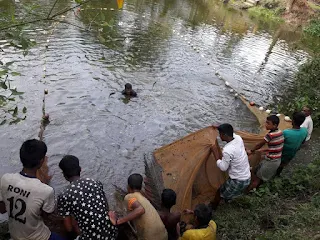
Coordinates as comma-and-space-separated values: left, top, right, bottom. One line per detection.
0, 19, 45, 31
0, 0, 93, 31
49, 0, 93, 19
47, 0, 60, 19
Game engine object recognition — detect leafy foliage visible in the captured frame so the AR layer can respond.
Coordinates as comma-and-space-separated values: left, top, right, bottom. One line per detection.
0, 67, 27, 125
304, 18, 320, 37
248, 6, 284, 23
277, 57, 320, 127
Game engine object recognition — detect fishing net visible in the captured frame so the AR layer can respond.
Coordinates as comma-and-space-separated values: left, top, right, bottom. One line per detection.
153, 100, 292, 211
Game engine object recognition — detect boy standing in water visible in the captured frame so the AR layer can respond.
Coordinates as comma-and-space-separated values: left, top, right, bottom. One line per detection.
122, 83, 137, 97
276, 112, 308, 176
109, 173, 168, 240
0, 139, 64, 240
57, 155, 117, 240
247, 115, 284, 189
158, 189, 181, 240
301, 106, 313, 142
210, 124, 251, 209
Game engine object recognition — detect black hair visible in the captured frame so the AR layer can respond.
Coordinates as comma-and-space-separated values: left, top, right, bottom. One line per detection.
292, 111, 306, 126
303, 106, 312, 113
161, 189, 177, 209
267, 115, 280, 126
217, 123, 233, 137
194, 204, 211, 226
125, 83, 132, 90
59, 155, 81, 179
20, 139, 47, 168
128, 173, 143, 190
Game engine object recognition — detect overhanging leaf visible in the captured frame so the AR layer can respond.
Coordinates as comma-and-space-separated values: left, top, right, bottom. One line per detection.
0, 81, 8, 89
9, 118, 21, 125
11, 89, 24, 95
0, 119, 6, 125
13, 106, 18, 116
0, 70, 8, 76
5, 61, 14, 67
11, 72, 21, 76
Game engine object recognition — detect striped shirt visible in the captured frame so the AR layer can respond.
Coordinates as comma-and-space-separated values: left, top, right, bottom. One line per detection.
264, 129, 284, 159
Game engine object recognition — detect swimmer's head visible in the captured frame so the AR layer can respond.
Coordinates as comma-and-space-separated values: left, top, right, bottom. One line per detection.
124, 83, 133, 95
125, 83, 133, 90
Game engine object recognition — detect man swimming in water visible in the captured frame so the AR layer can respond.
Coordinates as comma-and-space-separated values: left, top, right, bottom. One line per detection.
122, 83, 137, 97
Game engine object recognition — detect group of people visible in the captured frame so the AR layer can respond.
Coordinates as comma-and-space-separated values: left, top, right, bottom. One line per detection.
0, 106, 313, 240
210, 106, 313, 210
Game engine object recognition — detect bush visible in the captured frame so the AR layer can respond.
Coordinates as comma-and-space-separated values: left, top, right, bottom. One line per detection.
304, 19, 320, 37
248, 6, 284, 23
278, 57, 320, 127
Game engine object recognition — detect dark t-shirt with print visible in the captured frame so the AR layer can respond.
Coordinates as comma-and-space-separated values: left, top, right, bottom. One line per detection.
57, 178, 117, 240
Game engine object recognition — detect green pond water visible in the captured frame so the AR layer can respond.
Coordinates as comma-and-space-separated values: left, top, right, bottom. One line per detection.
0, 0, 315, 214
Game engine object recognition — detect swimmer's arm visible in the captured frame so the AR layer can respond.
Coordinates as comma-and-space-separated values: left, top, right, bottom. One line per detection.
112, 201, 145, 225
131, 91, 137, 97
0, 201, 6, 214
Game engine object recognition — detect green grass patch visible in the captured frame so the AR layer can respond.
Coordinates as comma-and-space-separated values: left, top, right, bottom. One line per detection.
308, 1, 320, 11
248, 6, 284, 23
304, 18, 320, 37
215, 158, 320, 239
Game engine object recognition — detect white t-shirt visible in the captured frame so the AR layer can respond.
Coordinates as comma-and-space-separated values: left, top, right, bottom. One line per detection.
301, 115, 313, 141
0, 173, 55, 240
217, 134, 251, 181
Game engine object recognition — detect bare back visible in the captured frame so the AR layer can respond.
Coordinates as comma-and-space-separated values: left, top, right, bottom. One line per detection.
159, 210, 181, 240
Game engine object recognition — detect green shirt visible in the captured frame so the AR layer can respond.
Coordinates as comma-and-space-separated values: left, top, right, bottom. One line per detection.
281, 127, 308, 164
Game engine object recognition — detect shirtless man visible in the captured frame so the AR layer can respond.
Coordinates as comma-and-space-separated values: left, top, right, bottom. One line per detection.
122, 83, 137, 97
158, 189, 181, 240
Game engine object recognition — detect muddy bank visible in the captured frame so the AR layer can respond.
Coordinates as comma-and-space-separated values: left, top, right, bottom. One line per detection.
228, 0, 320, 26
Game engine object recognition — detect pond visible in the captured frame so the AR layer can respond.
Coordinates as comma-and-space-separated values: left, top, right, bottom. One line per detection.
0, 0, 312, 212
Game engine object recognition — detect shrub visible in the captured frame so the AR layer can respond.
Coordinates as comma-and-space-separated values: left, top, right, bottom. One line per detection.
304, 19, 320, 37
278, 57, 320, 127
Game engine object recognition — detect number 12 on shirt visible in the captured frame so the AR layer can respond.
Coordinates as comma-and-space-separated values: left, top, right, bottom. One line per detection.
7, 197, 27, 224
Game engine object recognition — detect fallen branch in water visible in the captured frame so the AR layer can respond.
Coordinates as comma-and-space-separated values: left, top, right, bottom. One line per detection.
37, 89, 51, 184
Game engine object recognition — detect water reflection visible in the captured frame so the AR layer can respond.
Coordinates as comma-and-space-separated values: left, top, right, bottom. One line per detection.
0, 0, 313, 209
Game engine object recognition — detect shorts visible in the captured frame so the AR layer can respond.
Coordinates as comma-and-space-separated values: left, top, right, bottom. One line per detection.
49, 232, 66, 240
220, 178, 251, 201
255, 156, 281, 182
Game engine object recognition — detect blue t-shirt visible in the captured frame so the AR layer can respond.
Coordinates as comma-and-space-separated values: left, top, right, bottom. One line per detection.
281, 127, 308, 163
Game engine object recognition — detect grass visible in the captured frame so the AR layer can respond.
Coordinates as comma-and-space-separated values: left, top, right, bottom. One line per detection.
304, 18, 320, 37
308, 1, 320, 11
215, 158, 320, 239
248, 6, 284, 23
